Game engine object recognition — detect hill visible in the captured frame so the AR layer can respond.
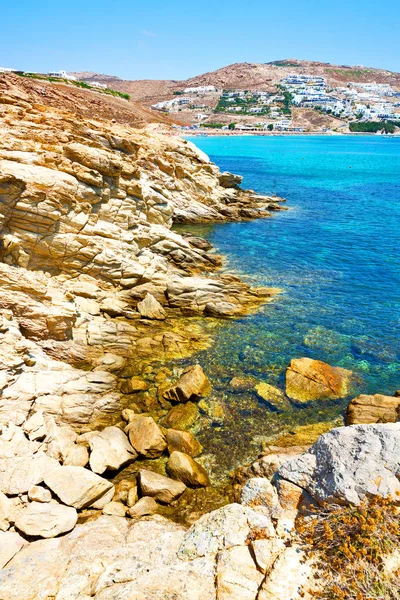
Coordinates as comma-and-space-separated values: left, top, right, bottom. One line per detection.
74, 58, 400, 105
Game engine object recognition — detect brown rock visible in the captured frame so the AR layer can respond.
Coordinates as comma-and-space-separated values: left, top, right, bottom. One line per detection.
138, 469, 186, 504
229, 376, 258, 393
163, 365, 210, 403
127, 416, 167, 458
255, 383, 291, 411
346, 394, 400, 425
127, 496, 158, 518
166, 429, 202, 457
120, 377, 149, 394
166, 451, 210, 488
137, 293, 166, 320
286, 358, 352, 402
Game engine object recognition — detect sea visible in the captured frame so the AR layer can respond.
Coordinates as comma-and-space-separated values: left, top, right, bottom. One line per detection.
179, 135, 400, 476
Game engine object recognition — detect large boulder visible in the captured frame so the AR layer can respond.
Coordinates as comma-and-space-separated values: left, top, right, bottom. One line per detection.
167, 451, 210, 488
15, 501, 78, 538
127, 416, 167, 458
276, 423, 400, 505
0, 531, 26, 569
137, 293, 166, 320
88, 426, 137, 474
346, 393, 400, 425
163, 365, 210, 403
44, 465, 114, 509
285, 358, 352, 402
138, 469, 186, 504
179, 503, 275, 560
0, 453, 60, 495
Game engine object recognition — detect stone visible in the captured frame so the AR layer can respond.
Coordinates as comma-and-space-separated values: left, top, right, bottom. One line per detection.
121, 407, 141, 422
22, 410, 47, 440
15, 501, 78, 538
0, 531, 26, 569
44, 465, 114, 509
128, 496, 158, 518
166, 428, 202, 456
137, 293, 166, 320
163, 365, 210, 403
88, 426, 137, 474
0, 453, 60, 495
167, 451, 210, 487
179, 503, 275, 560
229, 375, 258, 392
240, 477, 279, 513
251, 537, 285, 574
28, 485, 52, 503
90, 486, 115, 510
63, 444, 90, 467
285, 357, 352, 402
162, 402, 199, 429
138, 469, 186, 504
204, 301, 241, 317
126, 485, 139, 507
346, 393, 400, 425
277, 423, 400, 505
113, 479, 137, 504
127, 415, 167, 458
102, 501, 127, 517
120, 376, 149, 394
255, 382, 291, 411
216, 544, 264, 600
0, 491, 12, 531
257, 545, 313, 600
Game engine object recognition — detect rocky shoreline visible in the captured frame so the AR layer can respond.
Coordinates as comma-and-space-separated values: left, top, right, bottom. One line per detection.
0, 75, 399, 599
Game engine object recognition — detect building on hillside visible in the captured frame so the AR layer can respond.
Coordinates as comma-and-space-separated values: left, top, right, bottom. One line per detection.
183, 85, 218, 94
48, 70, 76, 81
91, 81, 108, 89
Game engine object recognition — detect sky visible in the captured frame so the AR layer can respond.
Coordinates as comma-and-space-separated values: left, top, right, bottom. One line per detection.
1, 0, 399, 80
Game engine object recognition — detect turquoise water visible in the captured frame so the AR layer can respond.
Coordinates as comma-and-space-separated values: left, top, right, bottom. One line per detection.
182, 135, 400, 474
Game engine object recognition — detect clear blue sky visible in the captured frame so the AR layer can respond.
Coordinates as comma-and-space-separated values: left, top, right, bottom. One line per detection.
1, 0, 399, 80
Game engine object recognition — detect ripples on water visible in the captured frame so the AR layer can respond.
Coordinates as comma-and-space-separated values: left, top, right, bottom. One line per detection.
179, 135, 400, 476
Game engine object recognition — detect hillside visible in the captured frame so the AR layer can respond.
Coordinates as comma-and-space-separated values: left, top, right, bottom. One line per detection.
0, 73, 182, 128
74, 58, 400, 104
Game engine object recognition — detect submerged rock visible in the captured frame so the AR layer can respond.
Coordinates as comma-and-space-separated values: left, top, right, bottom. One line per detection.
285, 357, 352, 402
163, 365, 210, 403
346, 393, 400, 424
255, 382, 291, 411
162, 402, 199, 429
166, 428, 203, 457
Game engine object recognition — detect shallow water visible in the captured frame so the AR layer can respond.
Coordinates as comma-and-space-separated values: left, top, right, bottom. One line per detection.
178, 135, 400, 477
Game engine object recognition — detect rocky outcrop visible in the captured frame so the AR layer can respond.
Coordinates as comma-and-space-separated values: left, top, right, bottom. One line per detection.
276, 423, 400, 505
346, 393, 400, 424
285, 358, 353, 402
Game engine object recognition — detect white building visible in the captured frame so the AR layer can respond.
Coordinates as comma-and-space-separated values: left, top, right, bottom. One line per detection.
48, 70, 76, 81
183, 85, 217, 94
91, 81, 108, 89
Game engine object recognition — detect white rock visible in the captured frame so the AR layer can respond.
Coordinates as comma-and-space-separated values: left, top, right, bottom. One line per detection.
0, 531, 26, 568
22, 410, 47, 441
0, 453, 60, 495
257, 545, 313, 600
179, 503, 275, 560
138, 469, 186, 504
44, 465, 114, 509
0, 491, 11, 531
216, 544, 264, 600
15, 501, 78, 538
89, 426, 137, 475
137, 292, 166, 320
28, 485, 52, 503
102, 501, 126, 517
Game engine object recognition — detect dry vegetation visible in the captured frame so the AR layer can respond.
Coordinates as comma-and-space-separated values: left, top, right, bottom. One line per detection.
297, 496, 400, 600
